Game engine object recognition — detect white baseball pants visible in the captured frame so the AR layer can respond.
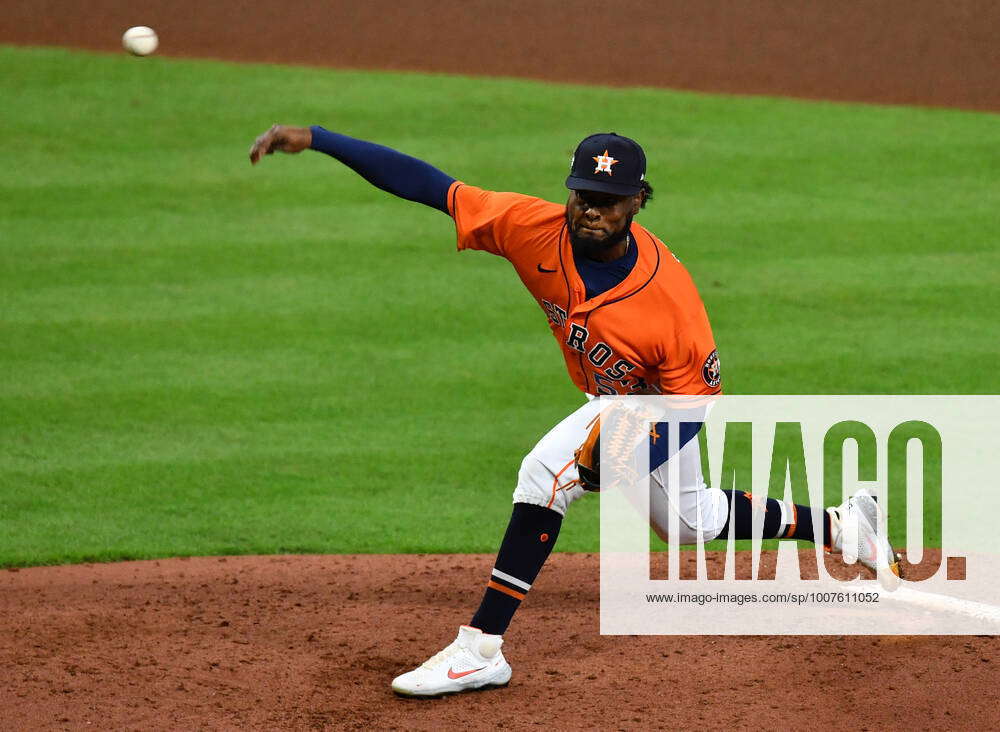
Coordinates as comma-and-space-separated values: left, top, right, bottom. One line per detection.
512, 397, 729, 545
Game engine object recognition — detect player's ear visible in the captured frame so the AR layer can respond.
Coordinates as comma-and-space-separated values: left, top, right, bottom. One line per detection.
630, 193, 643, 215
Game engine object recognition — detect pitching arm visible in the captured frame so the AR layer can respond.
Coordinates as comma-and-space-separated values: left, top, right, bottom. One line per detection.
249, 124, 455, 214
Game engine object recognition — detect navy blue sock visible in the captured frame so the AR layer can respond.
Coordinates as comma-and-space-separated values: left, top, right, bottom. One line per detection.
718, 489, 829, 544
470, 503, 562, 636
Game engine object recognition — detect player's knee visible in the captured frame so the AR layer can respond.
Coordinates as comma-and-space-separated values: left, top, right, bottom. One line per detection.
513, 453, 579, 517
690, 487, 729, 543
650, 485, 728, 544
513, 454, 556, 511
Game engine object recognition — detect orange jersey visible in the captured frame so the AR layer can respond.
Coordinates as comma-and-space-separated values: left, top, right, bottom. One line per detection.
448, 183, 722, 396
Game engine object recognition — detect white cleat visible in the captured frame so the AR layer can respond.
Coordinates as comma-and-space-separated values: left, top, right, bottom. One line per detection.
391, 625, 512, 697
828, 489, 902, 591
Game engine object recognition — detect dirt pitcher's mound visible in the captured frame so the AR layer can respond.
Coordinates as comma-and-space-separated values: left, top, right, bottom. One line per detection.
1, 553, 996, 730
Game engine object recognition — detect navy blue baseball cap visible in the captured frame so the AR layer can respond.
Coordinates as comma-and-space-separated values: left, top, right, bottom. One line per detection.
565, 132, 646, 196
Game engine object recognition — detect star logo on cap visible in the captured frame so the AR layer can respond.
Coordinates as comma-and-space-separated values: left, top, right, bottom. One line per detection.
592, 150, 619, 176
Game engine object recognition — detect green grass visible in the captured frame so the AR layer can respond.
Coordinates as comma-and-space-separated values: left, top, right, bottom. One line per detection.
1, 46, 997, 566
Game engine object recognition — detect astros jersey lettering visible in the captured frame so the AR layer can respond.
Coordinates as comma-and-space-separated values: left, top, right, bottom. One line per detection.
448, 182, 721, 396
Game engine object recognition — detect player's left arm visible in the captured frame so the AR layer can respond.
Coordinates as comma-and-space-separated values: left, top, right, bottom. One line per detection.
643, 312, 720, 473
656, 301, 722, 397
249, 124, 455, 214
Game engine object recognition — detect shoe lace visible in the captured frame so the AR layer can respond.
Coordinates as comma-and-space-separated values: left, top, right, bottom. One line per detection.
421, 641, 462, 670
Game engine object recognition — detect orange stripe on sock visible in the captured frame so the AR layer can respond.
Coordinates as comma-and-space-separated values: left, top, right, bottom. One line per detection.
785, 503, 797, 538
487, 580, 526, 601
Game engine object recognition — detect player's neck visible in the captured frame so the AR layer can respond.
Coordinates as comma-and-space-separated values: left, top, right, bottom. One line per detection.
585, 235, 630, 263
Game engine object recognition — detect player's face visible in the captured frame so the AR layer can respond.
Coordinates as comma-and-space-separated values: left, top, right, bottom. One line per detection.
566, 189, 641, 259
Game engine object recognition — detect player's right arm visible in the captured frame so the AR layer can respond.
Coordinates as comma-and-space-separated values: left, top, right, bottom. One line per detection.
249, 124, 455, 214
250, 124, 558, 259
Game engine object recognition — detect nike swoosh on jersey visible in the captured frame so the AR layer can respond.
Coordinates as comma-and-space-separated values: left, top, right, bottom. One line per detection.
537, 264, 557, 273
447, 665, 487, 679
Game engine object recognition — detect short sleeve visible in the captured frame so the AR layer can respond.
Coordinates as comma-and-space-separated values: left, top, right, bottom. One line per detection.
448, 182, 560, 258
657, 311, 723, 396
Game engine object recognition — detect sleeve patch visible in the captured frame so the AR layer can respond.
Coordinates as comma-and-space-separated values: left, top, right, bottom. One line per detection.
702, 349, 721, 388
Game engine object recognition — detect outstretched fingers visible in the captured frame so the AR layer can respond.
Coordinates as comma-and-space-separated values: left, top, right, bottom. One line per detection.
248, 125, 283, 165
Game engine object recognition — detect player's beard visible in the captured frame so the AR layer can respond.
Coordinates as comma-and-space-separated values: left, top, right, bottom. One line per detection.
566, 210, 633, 261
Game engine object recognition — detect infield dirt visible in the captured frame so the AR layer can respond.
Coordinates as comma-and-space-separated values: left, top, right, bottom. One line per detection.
2, 2, 998, 729
3, 553, 997, 730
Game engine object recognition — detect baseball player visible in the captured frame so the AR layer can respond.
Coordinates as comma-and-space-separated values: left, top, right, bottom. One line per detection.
249, 125, 901, 697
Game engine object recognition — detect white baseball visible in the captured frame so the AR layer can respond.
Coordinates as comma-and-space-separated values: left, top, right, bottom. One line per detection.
122, 26, 159, 56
